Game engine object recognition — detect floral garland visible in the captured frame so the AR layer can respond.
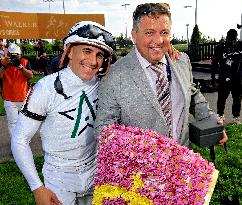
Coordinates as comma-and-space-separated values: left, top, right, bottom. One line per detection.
93, 124, 217, 205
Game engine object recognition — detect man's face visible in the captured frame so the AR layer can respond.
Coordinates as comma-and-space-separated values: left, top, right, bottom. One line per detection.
131, 14, 171, 64
0, 43, 4, 50
68, 44, 105, 81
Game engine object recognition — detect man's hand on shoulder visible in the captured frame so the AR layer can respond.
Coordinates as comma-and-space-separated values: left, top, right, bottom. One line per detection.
168, 43, 180, 61
33, 186, 61, 205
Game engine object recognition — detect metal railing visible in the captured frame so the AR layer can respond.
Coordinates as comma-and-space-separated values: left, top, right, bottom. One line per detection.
188, 42, 219, 62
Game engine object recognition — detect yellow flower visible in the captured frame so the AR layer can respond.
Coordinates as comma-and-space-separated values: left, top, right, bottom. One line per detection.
198, 182, 204, 188
167, 192, 173, 196
144, 141, 148, 146
196, 195, 201, 201
182, 198, 187, 203
201, 172, 207, 179
164, 148, 170, 153
151, 154, 156, 159
93, 173, 154, 205
131, 173, 144, 192
152, 145, 156, 150
131, 152, 136, 156
119, 168, 124, 173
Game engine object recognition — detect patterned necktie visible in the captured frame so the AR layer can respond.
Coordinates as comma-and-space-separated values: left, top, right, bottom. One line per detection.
150, 63, 172, 136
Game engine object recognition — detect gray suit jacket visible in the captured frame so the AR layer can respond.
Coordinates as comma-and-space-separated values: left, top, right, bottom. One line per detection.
95, 49, 217, 146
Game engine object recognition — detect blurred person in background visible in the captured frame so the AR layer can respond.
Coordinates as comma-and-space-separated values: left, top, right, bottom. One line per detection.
36, 41, 49, 76
50, 50, 64, 73
212, 29, 242, 124
0, 41, 8, 90
0, 43, 32, 137
0, 41, 8, 59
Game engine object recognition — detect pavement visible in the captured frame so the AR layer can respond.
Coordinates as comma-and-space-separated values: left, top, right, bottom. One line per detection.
0, 72, 241, 163
0, 117, 43, 162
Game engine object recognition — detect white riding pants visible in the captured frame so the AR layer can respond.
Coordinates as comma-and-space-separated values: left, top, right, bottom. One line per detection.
4, 100, 23, 137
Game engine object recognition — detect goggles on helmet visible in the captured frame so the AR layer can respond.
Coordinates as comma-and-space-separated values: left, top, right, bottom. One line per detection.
63, 24, 114, 49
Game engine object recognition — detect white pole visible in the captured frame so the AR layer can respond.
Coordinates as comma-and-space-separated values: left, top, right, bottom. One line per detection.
186, 24, 189, 46
63, 0, 65, 14
195, 0, 197, 25
121, 4, 130, 39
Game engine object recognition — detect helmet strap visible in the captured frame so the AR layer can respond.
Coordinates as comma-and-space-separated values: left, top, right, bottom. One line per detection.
54, 72, 72, 100
59, 44, 71, 68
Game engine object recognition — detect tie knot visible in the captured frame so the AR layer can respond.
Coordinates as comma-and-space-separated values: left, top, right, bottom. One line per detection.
158, 62, 167, 67
149, 63, 166, 76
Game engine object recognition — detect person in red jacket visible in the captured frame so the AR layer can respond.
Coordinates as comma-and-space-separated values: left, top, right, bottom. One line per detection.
0, 43, 33, 137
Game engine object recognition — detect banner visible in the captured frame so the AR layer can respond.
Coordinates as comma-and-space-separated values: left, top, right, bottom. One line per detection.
0, 11, 105, 39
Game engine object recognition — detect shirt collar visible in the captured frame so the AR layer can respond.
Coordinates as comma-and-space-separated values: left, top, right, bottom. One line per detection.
66, 65, 98, 85
134, 46, 167, 69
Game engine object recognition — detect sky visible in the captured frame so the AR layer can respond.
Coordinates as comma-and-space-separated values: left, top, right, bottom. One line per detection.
1, 0, 242, 41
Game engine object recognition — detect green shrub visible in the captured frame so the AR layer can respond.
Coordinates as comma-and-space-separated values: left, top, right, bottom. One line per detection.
20, 44, 35, 55
44, 43, 53, 54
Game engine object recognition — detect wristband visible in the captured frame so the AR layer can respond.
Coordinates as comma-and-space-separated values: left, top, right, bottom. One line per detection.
18, 64, 24, 70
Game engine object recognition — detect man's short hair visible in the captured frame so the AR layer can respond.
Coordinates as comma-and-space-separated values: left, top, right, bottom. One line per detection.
132, 3, 171, 30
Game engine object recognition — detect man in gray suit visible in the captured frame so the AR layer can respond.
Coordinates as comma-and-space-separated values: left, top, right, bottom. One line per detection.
95, 3, 228, 146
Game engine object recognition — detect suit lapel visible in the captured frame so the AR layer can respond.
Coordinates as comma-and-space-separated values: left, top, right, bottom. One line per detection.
166, 55, 187, 104
128, 50, 164, 117
166, 55, 187, 136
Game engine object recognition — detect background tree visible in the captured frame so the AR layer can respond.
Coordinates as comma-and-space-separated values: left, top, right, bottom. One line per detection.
115, 34, 133, 48
171, 36, 187, 45
115, 34, 126, 48
190, 24, 202, 44
219, 36, 225, 42
52, 39, 63, 53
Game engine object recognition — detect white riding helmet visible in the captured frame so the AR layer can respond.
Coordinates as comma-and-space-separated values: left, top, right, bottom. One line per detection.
63, 21, 114, 55
8, 43, 21, 54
